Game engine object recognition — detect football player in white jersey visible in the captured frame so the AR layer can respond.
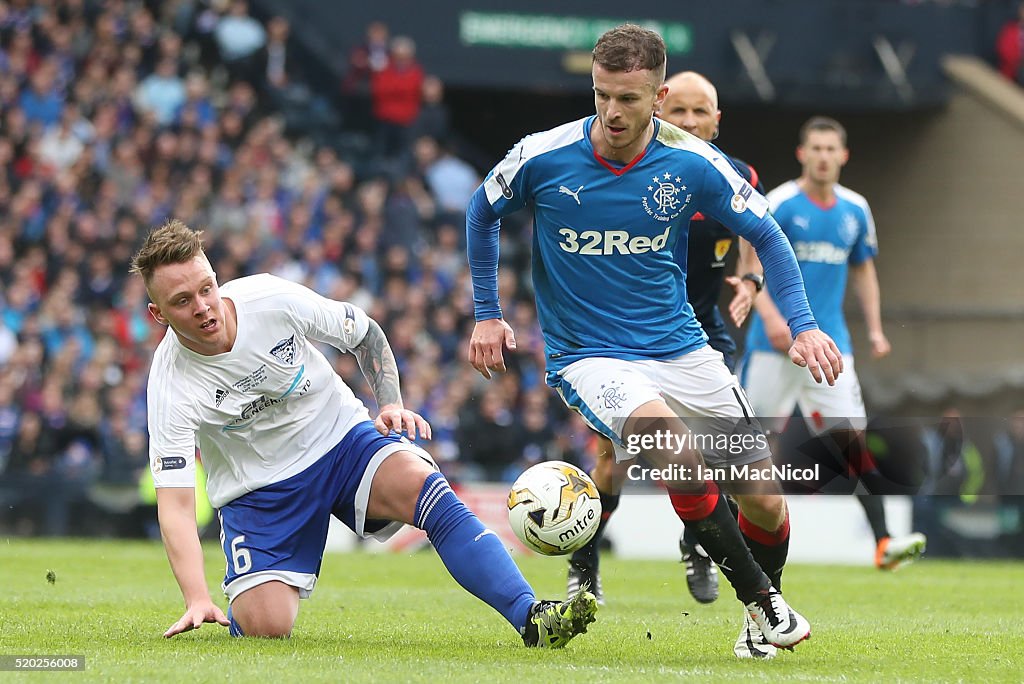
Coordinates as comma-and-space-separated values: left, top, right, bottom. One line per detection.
466, 25, 843, 656
133, 220, 596, 647
742, 117, 926, 571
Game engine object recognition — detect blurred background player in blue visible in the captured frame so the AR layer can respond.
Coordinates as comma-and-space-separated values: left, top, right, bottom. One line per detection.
564, 71, 768, 610
742, 116, 927, 571
466, 25, 844, 658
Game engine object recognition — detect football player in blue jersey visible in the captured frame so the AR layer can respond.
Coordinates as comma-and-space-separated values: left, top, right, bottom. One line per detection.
466, 24, 843, 657
135, 220, 596, 647
565, 71, 766, 612
742, 116, 926, 571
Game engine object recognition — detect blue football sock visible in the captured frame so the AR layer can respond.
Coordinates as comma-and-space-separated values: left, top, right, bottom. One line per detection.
227, 606, 244, 637
415, 472, 536, 630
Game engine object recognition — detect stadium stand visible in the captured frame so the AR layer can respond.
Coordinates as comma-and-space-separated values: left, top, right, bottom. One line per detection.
0, 2, 586, 536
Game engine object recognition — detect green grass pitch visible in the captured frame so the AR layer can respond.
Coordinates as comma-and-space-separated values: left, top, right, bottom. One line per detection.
3, 539, 1022, 682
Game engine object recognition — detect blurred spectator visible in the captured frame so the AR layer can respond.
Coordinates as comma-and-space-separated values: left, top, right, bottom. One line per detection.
384, 174, 433, 248
458, 386, 522, 481
922, 409, 987, 500
3, 409, 68, 535
371, 36, 424, 158
227, 78, 258, 122
135, 57, 186, 126
413, 135, 479, 222
410, 74, 452, 144
996, 1, 1024, 85
83, 252, 118, 308
109, 67, 140, 132
215, 0, 266, 85
0, 380, 19, 472
513, 387, 559, 472
993, 410, 1024, 496
257, 16, 333, 138
260, 16, 295, 92
130, 6, 161, 75
5, 28, 42, 80
189, 0, 228, 66
340, 20, 390, 133
37, 105, 87, 172
7, 411, 57, 477
157, 30, 185, 74
208, 176, 249, 237
47, 22, 78, 93
19, 62, 63, 127
0, 321, 16, 365
175, 72, 217, 129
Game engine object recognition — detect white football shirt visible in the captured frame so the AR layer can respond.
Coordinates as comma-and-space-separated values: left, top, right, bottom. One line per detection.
146, 274, 372, 507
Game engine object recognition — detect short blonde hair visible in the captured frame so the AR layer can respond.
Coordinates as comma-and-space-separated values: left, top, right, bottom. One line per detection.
129, 219, 206, 287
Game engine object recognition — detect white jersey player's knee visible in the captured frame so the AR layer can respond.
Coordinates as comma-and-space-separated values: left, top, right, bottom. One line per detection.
230, 580, 299, 638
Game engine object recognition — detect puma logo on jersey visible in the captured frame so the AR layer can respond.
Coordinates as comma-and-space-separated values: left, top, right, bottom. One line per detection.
495, 173, 513, 199
557, 226, 671, 255
558, 185, 584, 205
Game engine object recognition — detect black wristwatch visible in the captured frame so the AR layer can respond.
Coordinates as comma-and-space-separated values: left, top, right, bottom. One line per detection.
741, 272, 765, 292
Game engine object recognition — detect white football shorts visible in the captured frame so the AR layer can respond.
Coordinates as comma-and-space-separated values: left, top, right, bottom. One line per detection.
740, 351, 867, 434
551, 346, 770, 467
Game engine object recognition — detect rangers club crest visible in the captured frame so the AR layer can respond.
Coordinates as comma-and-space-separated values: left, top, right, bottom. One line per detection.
839, 212, 860, 246
643, 172, 691, 222
599, 380, 628, 410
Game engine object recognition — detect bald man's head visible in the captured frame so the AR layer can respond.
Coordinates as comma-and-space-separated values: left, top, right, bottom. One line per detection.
665, 72, 718, 109
659, 71, 721, 141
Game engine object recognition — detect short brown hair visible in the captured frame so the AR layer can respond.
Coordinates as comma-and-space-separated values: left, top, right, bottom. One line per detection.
799, 116, 847, 146
129, 219, 206, 286
592, 24, 666, 85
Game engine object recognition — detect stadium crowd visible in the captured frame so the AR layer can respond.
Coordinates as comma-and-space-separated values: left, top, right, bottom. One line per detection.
0, 0, 594, 536
0, 1, 1020, 545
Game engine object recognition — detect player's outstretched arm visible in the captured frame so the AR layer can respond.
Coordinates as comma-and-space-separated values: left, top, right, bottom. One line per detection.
789, 330, 844, 386
751, 288, 792, 352
468, 317, 516, 380
156, 487, 229, 638
740, 218, 842, 381
849, 259, 891, 359
465, 184, 518, 380
738, 212, 820, 354
353, 317, 431, 440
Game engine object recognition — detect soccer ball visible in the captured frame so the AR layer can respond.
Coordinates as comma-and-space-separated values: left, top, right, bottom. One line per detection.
507, 461, 602, 555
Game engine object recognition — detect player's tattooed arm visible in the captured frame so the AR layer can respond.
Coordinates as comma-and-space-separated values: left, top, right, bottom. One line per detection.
352, 318, 403, 408
352, 318, 430, 440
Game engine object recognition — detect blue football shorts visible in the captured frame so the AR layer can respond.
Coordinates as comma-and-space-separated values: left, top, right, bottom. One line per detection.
218, 420, 434, 603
